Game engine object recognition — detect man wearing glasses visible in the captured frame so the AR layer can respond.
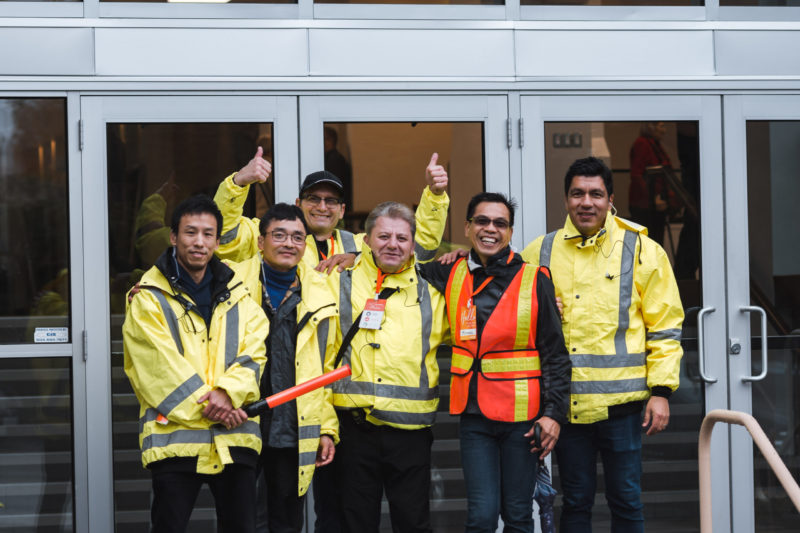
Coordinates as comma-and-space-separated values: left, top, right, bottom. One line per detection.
213, 148, 449, 271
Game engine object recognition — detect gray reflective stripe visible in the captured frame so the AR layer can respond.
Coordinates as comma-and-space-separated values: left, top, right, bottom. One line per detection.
317, 319, 329, 368
337, 380, 438, 401
539, 231, 557, 268
339, 230, 358, 254
225, 305, 240, 368
299, 451, 317, 467
220, 224, 239, 245
369, 409, 436, 426
417, 276, 432, 389
145, 287, 184, 356
570, 378, 648, 395
338, 272, 353, 367
139, 408, 160, 434
614, 230, 638, 356
142, 428, 212, 451
211, 420, 260, 438
646, 328, 682, 342
298, 425, 321, 440
571, 353, 646, 369
156, 374, 205, 416
231, 355, 260, 381
414, 242, 437, 262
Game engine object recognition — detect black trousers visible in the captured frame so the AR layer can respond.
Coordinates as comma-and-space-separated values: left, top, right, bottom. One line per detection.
334, 413, 433, 533
150, 463, 256, 533
261, 446, 306, 533
313, 458, 342, 533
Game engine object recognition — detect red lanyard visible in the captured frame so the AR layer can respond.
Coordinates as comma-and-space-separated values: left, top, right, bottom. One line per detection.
318, 236, 336, 260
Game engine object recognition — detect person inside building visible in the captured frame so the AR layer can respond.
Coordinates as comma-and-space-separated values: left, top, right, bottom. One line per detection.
327, 201, 450, 533
324, 126, 353, 210
627, 121, 674, 246
522, 156, 684, 533
418, 192, 571, 533
122, 195, 268, 533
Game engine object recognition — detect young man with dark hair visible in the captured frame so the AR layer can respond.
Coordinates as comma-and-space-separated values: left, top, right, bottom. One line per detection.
123, 195, 268, 533
522, 156, 683, 533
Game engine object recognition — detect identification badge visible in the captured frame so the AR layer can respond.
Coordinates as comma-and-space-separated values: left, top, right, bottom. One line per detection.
459, 301, 477, 340
359, 298, 387, 330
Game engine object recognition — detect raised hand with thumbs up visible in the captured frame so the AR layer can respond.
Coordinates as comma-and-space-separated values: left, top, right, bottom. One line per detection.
232, 146, 272, 187
425, 153, 448, 196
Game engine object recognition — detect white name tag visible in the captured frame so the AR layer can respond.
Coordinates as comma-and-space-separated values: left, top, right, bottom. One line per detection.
34, 327, 69, 343
359, 299, 386, 330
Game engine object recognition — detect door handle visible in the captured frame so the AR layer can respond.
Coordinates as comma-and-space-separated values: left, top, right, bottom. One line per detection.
697, 306, 717, 383
740, 305, 768, 382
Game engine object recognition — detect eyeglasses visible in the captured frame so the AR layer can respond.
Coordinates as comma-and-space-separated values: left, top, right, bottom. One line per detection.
469, 216, 511, 230
266, 230, 306, 245
302, 194, 343, 208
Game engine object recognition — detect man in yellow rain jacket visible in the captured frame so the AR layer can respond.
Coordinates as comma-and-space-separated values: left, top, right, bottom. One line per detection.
522, 157, 684, 533
231, 203, 340, 533
123, 195, 268, 533
328, 201, 449, 533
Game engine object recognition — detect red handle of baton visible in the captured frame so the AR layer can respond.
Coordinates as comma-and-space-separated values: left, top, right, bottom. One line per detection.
241, 365, 351, 417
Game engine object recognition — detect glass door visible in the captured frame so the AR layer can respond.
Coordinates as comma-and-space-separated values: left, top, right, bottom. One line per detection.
299, 94, 509, 531
79, 95, 298, 532
519, 94, 728, 532
723, 95, 800, 533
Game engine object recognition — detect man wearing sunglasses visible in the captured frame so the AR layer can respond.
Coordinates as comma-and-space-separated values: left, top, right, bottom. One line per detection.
418, 192, 571, 533
212, 147, 449, 272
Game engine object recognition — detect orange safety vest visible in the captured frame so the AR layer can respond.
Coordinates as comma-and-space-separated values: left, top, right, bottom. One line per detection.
445, 258, 546, 423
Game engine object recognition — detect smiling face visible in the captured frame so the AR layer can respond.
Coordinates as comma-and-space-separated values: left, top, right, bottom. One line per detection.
565, 175, 614, 237
258, 217, 307, 272
363, 216, 415, 273
296, 184, 345, 240
465, 202, 513, 265
170, 213, 219, 282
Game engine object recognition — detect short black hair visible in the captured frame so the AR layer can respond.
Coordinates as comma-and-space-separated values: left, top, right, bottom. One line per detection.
564, 157, 614, 197
259, 203, 309, 236
171, 195, 223, 238
465, 192, 517, 227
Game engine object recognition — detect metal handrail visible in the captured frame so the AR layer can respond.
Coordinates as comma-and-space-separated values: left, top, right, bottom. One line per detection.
698, 409, 800, 532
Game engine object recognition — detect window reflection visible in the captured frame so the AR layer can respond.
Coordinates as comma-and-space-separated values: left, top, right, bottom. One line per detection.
522, 0, 701, 5
0, 357, 74, 532
0, 99, 70, 345
316, 0, 501, 4
102, 0, 294, 3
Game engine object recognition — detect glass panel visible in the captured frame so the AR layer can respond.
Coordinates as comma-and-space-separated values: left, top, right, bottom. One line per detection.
523, 0, 700, 5
323, 121, 484, 531
108, 122, 273, 532
317, 0, 501, 4
745, 120, 800, 533
0, 357, 74, 532
543, 120, 703, 531
0, 98, 70, 345
722, 0, 800, 5
102, 0, 294, 3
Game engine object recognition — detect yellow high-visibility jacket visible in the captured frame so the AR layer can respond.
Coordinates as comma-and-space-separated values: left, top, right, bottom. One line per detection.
327, 247, 449, 430
235, 255, 340, 496
522, 214, 684, 424
123, 252, 268, 474
213, 173, 449, 268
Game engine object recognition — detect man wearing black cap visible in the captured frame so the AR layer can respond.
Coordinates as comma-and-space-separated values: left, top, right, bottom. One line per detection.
213, 148, 450, 271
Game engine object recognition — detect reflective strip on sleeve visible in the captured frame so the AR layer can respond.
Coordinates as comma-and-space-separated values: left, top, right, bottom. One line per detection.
570, 377, 648, 395
646, 328, 682, 342
144, 288, 184, 356
414, 242, 437, 262
570, 352, 646, 369
230, 355, 260, 381
514, 266, 537, 349
614, 230, 638, 356
156, 374, 205, 417
369, 409, 437, 427
224, 305, 240, 368
539, 231, 558, 269
219, 225, 239, 245
339, 230, 358, 254
298, 425, 321, 440
417, 276, 432, 389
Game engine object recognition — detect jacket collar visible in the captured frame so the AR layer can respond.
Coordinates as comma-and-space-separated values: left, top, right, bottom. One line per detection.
153, 247, 236, 303
467, 246, 521, 274
561, 212, 617, 249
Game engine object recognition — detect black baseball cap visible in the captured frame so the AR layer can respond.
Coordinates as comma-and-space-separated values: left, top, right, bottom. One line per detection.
300, 171, 344, 196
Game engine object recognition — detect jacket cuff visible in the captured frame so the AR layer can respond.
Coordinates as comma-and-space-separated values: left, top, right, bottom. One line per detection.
650, 386, 672, 399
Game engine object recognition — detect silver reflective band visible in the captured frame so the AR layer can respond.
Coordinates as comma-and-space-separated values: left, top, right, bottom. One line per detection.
338, 271, 354, 367
299, 451, 317, 466
570, 352, 646, 369
414, 242, 437, 262
339, 230, 358, 254
334, 379, 438, 401
646, 328, 682, 342
145, 287, 184, 356
156, 374, 205, 416
231, 355, 260, 381
614, 230, 638, 356
298, 425, 322, 440
212, 420, 260, 438
317, 319, 329, 367
225, 305, 240, 368
369, 409, 436, 426
570, 377, 648, 395
417, 276, 432, 389
139, 408, 161, 434
220, 224, 239, 245
142, 428, 212, 451
539, 231, 557, 269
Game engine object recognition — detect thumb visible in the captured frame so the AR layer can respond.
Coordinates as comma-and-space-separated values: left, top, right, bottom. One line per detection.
428, 152, 439, 168
255, 146, 263, 159
642, 408, 651, 427
197, 391, 210, 404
